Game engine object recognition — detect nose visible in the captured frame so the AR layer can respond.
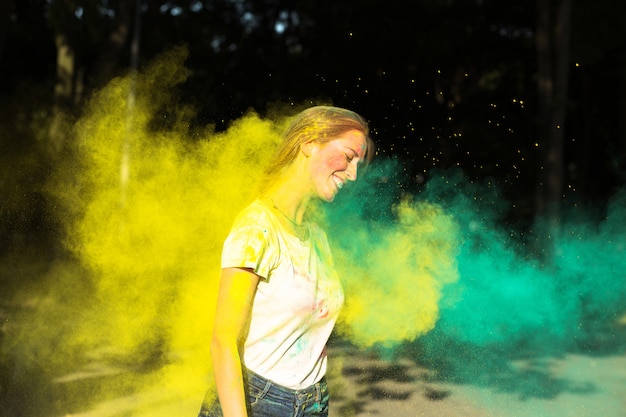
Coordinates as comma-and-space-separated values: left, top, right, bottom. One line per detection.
346, 161, 358, 181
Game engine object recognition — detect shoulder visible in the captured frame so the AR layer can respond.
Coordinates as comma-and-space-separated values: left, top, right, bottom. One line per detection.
308, 222, 331, 250
231, 200, 275, 229
222, 201, 281, 275
226, 200, 280, 247
307, 222, 326, 239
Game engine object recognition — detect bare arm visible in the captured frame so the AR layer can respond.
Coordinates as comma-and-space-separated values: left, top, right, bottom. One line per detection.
211, 267, 260, 417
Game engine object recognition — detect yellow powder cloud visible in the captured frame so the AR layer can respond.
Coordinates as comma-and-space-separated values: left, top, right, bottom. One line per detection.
37, 46, 461, 414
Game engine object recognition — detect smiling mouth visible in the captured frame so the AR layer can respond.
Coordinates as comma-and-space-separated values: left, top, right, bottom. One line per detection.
333, 176, 344, 190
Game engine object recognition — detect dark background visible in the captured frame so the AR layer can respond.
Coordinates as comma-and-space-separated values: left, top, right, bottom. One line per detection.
2, 0, 625, 251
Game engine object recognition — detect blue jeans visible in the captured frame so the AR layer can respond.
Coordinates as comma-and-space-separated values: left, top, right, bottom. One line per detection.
198, 369, 329, 417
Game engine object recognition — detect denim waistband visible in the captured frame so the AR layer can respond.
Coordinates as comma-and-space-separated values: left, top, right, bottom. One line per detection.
246, 368, 326, 402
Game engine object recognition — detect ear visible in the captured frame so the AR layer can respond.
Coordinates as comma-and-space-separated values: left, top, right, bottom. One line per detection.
300, 140, 315, 157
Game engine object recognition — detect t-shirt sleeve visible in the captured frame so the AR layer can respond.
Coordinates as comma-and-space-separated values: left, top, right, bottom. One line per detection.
221, 213, 277, 279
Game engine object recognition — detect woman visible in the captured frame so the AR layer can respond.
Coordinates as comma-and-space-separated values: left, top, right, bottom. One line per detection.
200, 105, 374, 417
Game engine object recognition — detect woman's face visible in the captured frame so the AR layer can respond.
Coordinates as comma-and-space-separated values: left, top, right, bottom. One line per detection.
307, 129, 367, 202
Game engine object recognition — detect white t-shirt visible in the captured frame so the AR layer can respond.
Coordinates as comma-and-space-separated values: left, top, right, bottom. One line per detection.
221, 200, 344, 389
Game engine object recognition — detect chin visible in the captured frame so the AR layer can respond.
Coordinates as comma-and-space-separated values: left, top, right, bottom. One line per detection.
319, 193, 335, 203
316, 185, 338, 203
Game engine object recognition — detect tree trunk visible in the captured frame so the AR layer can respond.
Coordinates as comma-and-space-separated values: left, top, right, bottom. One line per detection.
534, 0, 572, 224
48, 31, 75, 152
617, 45, 626, 184
0, 0, 15, 64
90, 0, 135, 86
120, 0, 142, 210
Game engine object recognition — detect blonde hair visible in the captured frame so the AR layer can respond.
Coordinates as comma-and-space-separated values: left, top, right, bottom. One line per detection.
261, 106, 374, 191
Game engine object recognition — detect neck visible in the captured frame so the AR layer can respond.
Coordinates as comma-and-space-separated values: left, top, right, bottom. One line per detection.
264, 183, 311, 226
262, 153, 316, 225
